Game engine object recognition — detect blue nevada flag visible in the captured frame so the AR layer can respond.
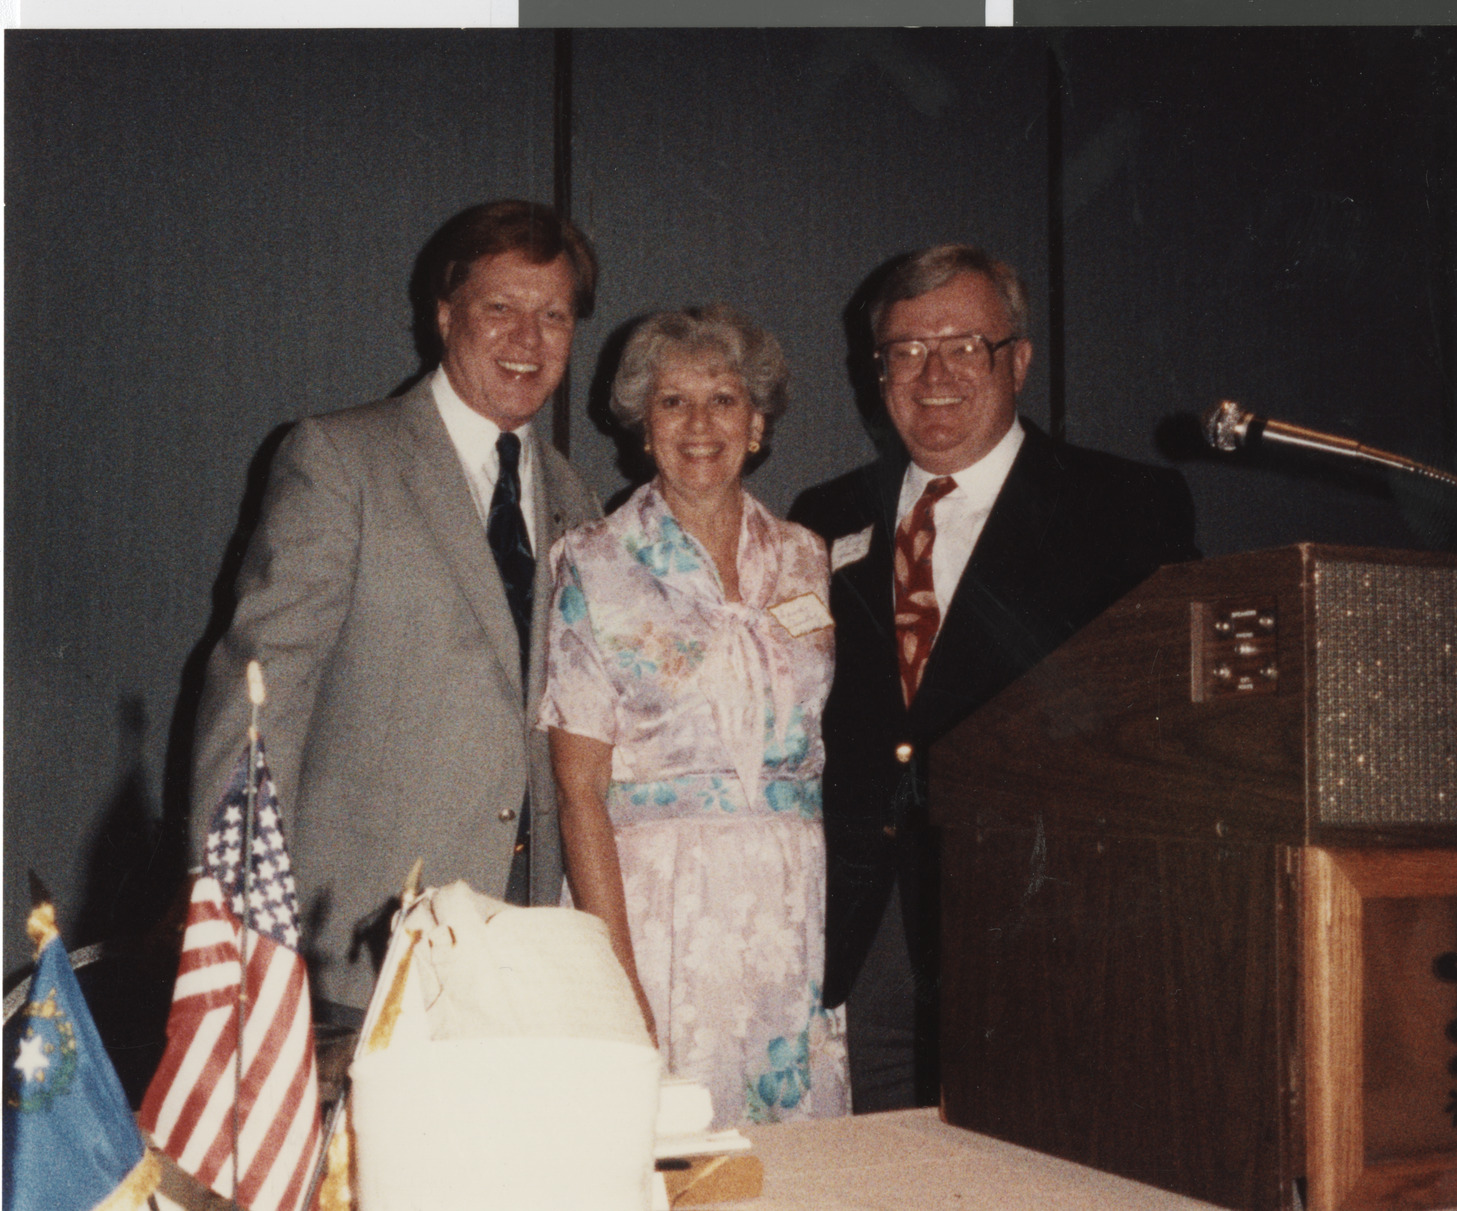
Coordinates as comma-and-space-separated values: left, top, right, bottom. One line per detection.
3, 904, 160, 1211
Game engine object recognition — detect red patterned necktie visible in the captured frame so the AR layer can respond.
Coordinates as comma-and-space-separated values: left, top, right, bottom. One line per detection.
894, 476, 956, 705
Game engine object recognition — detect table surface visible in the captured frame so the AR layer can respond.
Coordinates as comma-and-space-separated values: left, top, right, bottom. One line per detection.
154, 1107, 1220, 1210
733, 1108, 1227, 1211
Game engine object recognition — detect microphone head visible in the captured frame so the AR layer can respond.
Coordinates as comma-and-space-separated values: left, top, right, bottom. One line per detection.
1202, 399, 1253, 452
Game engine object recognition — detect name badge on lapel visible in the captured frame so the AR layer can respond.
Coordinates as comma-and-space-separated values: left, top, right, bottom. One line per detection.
769, 593, 835, 637
831, 526, 873, 572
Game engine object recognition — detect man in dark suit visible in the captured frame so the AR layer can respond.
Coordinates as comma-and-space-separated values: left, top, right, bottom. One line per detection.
790, 244, 1198, 1111
191, 202, 601, 1018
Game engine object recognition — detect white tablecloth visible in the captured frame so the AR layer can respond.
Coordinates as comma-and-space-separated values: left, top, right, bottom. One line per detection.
154, 1107, 1234, 1209
734, 1108, 1226, 1211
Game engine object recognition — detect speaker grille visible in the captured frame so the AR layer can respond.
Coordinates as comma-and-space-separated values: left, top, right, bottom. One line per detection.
1313, 560, 1457, 825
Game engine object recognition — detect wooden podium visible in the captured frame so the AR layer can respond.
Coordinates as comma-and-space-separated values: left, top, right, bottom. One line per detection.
930, 545, 1457, 1211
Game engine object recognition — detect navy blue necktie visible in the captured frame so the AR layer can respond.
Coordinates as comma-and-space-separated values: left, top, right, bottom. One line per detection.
487, 431, 535, 683
488, 431, 536, 905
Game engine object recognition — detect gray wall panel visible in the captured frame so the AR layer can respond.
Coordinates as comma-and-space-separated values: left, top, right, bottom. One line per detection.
1056, 28, 1456, 555
569, 29, 1049, 516
5, 29, 557, 968
4, 27, 1454, 985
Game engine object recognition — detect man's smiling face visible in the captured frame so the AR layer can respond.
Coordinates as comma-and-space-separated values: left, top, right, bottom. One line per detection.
878, 270, 1030, 475
435, 250, 577, 430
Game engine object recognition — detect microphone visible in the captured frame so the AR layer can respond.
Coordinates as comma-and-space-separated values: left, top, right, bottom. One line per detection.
1201, 400, 1457, 488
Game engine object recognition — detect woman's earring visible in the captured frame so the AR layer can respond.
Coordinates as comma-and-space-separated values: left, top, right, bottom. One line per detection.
643, 439, 653, 454
747, 440, 761, 454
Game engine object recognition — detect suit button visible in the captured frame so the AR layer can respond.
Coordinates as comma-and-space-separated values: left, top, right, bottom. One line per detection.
895, 743, 913, 764
498, 807, 517, 822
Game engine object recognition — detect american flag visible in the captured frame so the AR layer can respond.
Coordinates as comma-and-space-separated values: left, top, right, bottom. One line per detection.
140, 739, 322, 1211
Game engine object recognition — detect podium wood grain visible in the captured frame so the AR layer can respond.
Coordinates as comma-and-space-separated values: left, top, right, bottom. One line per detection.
932, 545, 1457, 1211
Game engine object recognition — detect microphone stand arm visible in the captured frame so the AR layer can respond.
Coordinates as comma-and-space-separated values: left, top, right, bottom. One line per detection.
1202, 399, 1457, 489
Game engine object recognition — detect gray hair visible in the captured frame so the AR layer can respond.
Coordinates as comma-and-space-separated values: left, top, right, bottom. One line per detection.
867, 245, 1030, 341
610, 304, 790, 439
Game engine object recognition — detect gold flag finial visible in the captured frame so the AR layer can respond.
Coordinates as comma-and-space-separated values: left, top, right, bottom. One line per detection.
26, 901, 59, 957
401, 859, 424, 907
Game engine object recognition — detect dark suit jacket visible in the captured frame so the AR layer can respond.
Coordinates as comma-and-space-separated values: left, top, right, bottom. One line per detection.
789, 419, 1199, 1009
191, 378, 600, 1008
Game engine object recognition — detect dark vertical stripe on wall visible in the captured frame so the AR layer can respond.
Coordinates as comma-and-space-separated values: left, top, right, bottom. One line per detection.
552, 29, 575, 456
1046, 41, 1066, 443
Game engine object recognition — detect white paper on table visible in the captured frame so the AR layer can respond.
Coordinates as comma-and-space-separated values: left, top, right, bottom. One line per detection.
654, 1128, 753, 1161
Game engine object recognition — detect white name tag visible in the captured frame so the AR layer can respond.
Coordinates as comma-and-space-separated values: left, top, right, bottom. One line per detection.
769, 592, 835, 637
830, 526, 873, 572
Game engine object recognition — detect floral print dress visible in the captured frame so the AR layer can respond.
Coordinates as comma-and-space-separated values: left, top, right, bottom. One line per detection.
538, 480, 849, 1127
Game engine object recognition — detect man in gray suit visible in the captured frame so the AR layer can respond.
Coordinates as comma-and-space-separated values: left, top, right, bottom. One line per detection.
191, 201, 601, 1016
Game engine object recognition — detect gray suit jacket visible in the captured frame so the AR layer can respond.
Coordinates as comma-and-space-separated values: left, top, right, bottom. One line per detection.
191, 378, 601, 1008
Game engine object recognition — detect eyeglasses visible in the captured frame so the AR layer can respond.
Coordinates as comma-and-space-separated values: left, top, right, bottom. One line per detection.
875, 332, 1021, 384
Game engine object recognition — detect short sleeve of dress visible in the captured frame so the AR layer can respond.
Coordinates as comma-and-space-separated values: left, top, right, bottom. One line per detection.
536, 533, 620, 745
794, 524, 831, 602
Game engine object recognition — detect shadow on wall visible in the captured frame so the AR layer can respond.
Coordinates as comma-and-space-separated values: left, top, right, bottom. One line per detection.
840, 254, 902, 463
156, 422, 297, 923
5, 689, 183, 987
70, 696, 182, 951
588, 315, 663, 515
70, 699, 187, 1106
3, 422, 301, 988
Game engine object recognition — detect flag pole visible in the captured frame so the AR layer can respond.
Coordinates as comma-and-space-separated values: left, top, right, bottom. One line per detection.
234, 659, 267, 1200
300, 858, 424, 1211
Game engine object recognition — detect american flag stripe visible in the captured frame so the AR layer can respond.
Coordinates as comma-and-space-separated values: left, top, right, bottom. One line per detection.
162, 896, 236, 1007
144, 1003, 231, 1149
252, 1112, 320, 1211
176, 1009, 246, 1178
175, 894, 232, 939
139, 1001, 204, 1135
173, 919, 240, 998
141, 739, 323, 1211
222, 991, 319, 1211
192, 939, 298, 1188
234, 961, 309, 1175
175, 954, 241, 1001
271, 1122, 321, 1211
241, 1052, 319, 1208
143, 908, 239, 1148
158, 930, 320, 1208
244, 1039, 316, 1184
240, 942, 302, 1091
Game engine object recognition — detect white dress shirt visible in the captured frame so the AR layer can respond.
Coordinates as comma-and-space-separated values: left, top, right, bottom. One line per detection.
432, 367, 538, 553
896, 419, 1025, 625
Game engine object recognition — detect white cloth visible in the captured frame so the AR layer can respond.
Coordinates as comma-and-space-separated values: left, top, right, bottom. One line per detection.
432, 367, 538, 551
348, 883, 662, 1211
896, 418, 1024, 623
403, 881, 651, 1046
351, 1037, 661, 1211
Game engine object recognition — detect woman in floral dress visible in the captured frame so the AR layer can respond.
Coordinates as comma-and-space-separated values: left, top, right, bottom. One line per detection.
538, 304, 848, 1127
